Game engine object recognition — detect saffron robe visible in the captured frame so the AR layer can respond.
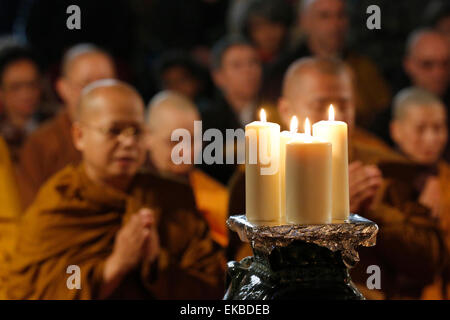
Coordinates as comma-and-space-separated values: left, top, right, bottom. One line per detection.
6, 164, 225, 299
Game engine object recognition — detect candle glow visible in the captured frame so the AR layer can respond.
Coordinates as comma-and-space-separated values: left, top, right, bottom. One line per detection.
304, 118, 311, 136
260, 109, 267, 122
329, 104, 335, 121
290, 116, 298, 134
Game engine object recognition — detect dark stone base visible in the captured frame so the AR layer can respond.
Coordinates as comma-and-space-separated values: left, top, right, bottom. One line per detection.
224, 240, 364, 300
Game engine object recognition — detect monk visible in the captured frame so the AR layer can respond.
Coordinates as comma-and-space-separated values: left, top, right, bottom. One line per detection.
6, 80, 225, 299
227, 57, 446, 300
17, 43, 117, 209
146, 91, 229, 248
0, 137, 21, 299
383, 87, 450, 299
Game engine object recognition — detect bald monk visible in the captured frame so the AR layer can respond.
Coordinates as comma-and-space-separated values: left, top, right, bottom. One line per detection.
0, 137, 21, 299
146, 91, 229, 248
227, 57, 445, 299
381, 88, 449, 299
17, 43, 117, 209
6, 80, 225, 299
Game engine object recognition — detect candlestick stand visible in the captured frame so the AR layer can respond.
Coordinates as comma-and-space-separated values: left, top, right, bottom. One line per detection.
224, 214, 378, 300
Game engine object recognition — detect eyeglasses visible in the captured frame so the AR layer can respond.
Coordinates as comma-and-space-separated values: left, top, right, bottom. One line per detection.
81, 123, 146, 141
415, 58, 450, 70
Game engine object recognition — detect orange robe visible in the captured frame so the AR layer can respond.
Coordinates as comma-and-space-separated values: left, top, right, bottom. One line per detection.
17, 109, 81, 209
421, 161, 450, 300
0, 137, 21, 299
351, 160, 449, 299
5, 164, 225, 299
189, 169, 229, 247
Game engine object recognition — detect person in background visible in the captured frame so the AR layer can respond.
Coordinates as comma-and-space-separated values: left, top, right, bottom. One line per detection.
146, 91, 229, 248
155, 52, 213, 112
240, 0, 293, 67
367, 87, 449, 299
227, 57, 445, 300
372, 29, 450, 160
17, 43, 117, 209
262, 0, 391, 129
200, 36, 264, 185
0, 45, 42, 162
6, 80, 225, 299
403, 29, 450, 103
424, 0, 450, 44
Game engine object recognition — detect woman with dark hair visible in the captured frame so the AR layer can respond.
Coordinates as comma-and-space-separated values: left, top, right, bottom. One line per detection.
155, 51, 213, 113
241, 0, 294, 66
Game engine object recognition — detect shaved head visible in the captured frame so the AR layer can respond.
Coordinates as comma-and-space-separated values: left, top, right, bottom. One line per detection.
77, 79, 144, 123
390, 87, 448, 165
73, 79, 146, 191
404, 28, 450, 95
282, 56, 352, 98
392, 87, 445, 121
61, 43, 113, 77
57, 44, 117, 120
147, 90, 200, 131
278, 56, 355, 131
146, 90, 200, 176
405, 28, 448, 57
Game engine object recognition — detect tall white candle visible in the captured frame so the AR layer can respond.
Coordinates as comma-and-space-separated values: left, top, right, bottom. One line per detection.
312, 105, 350, 221
245, 109, 281, 224
285, 118, 332, 224
280, 116, 304, 222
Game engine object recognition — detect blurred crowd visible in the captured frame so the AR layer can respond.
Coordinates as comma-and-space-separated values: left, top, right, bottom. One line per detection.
0, 0, 449, 300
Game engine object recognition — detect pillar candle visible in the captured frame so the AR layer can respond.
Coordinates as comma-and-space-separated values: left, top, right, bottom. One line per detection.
280, 116, 305, 221
245, 109, 281, 224
312, 105, 350, 221
286, 118, 332, 224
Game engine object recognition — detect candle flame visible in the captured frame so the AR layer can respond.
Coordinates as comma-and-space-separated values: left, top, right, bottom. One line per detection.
304, 117, 311, 136
260, 108, 266, 122
329, 104, 335, 121
290, 116, 298, 133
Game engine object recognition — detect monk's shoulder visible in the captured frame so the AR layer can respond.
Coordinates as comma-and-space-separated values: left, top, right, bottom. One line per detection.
439, 161, 450, 175
0, 136, 12, 165
23, 112, 67, 150
351, 140, 407, 164
29, 164, 81, 210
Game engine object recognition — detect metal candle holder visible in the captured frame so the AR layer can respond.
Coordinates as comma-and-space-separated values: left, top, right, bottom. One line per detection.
224, 214, 378, 300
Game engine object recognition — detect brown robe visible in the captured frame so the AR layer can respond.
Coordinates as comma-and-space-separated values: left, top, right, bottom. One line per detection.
351, 159, 449, 299
0, 137, 21, 299
17, 109, 81, 209
5, 164, 225, 299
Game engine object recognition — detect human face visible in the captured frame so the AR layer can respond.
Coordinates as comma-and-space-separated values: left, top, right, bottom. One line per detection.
391, 104, 448, 165
249, 17, 287, 58
0, 59, 41, 119
214, 45, 262, 103
73, 89, 146, 189
404, 35, 450, 96
58, 53, 116, 119
161, 66, 200, 100
147, 108, 198, 176
279, 70, 354, 131
301, 0, 349, 54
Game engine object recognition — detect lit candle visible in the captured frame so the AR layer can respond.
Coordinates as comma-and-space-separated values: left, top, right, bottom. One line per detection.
245, 109, 281, 224
279, 116, 304, 221
285, 118, 332, 224
312, 105, 350, 221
